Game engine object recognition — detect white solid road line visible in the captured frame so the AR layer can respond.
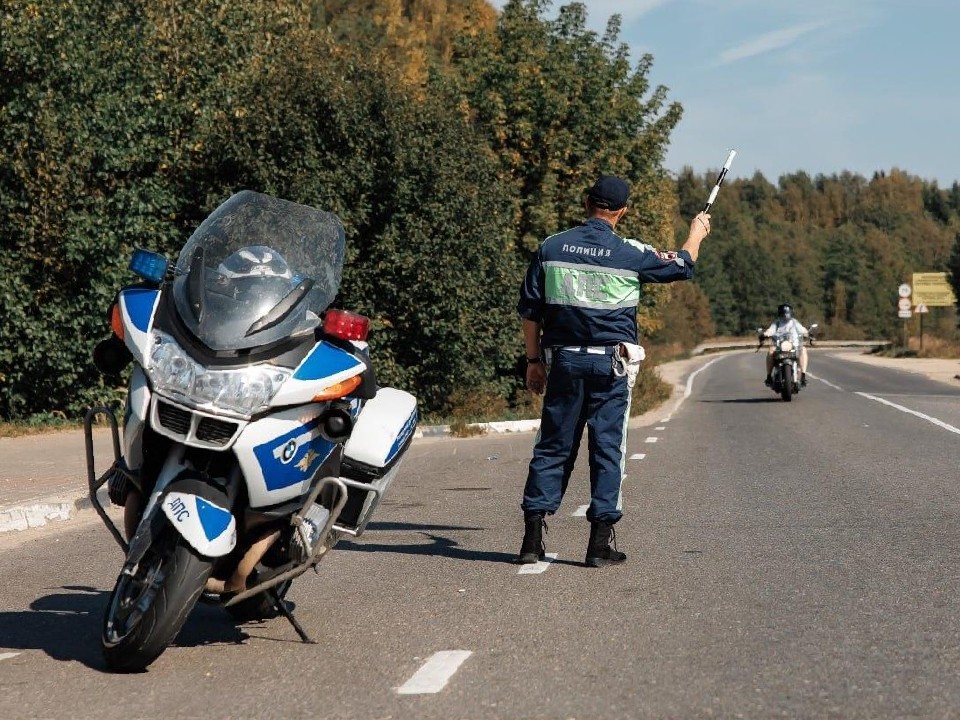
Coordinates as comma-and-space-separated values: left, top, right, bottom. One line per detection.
685, 356, 722, 399
572, 504, 588, 517
808, 372, 844, 392
0, 652, 21, 661
517, 553, 559, 574
396, 650, 473, 695
855, 392, 960, 435
629, 453, 646, 460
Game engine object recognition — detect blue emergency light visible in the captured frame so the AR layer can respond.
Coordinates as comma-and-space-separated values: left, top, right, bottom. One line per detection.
129, 249, 169, 284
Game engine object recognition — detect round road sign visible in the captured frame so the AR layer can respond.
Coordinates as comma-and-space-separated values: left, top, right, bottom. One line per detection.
898, 298, 912, 311
898, 283, 911, 298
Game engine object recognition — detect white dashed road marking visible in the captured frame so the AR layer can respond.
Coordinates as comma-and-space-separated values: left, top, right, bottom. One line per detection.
517, 553, 559, 574
856, 392, 960, 435
644, 437, 658, 443
655, 426, 666, 431
397, 651, 473, 694
572, 504, 588, 517
629, 453, 646, 460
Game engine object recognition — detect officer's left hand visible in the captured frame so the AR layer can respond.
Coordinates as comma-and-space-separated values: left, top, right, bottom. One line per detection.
526, 363, 546, 394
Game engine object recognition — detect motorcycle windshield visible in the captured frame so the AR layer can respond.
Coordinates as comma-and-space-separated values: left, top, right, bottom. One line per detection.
172, 191, 345, 352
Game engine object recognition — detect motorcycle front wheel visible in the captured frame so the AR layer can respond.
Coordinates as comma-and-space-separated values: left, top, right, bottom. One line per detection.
102, 528, 213, 672
781, 365, 794, 402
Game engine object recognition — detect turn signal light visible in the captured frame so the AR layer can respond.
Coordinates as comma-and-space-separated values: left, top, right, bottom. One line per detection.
323, 309, 369, 341
110, 303, 125, 341
312, 374, 363, 401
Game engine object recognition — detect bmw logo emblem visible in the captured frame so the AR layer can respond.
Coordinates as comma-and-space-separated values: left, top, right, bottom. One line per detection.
280, 439, 298, 464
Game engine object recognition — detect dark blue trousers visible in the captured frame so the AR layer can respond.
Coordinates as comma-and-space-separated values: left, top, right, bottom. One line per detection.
521, 347, 630, 524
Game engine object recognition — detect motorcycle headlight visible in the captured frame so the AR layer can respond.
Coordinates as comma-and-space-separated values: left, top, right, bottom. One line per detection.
148, 331, 290, 416
779, 340, 794, 352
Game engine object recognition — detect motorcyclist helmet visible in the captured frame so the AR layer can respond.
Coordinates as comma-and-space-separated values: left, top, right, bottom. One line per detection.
777, 303, 792, 321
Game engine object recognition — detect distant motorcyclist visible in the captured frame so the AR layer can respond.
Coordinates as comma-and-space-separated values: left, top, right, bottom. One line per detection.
763, 303, 810, 386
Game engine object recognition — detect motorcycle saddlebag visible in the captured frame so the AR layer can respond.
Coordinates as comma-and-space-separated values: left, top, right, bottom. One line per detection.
336, 387, 418, 535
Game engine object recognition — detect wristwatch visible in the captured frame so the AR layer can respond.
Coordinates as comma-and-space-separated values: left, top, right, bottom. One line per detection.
527, 357, 541, 364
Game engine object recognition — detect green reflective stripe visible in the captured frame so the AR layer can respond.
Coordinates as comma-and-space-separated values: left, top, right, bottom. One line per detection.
543, 263, 640, 309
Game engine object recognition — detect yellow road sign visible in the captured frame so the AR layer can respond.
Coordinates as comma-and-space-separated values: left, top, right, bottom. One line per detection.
912, 272, 956, 307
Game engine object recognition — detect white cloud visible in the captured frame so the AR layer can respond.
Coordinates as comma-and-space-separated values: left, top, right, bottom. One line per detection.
717, 21, 829, 65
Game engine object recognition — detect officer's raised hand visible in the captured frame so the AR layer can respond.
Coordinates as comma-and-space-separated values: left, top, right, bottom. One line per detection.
683, 212, 711, 261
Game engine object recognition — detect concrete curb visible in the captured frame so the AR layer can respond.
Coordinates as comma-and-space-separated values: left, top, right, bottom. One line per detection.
0, 488, 110, 533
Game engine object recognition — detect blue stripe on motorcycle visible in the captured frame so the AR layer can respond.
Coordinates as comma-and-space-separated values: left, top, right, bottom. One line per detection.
123, 288, 159, 333
253, 416, 337, 491
386, 409, 419, 464
292, 342, 363, 381
196, 497, 233, 541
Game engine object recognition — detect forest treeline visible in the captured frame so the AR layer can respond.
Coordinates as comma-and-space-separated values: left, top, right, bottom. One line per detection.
1, 0, 958, 421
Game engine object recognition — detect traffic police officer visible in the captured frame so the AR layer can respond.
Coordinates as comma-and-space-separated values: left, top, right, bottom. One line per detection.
516, 175, 712, 567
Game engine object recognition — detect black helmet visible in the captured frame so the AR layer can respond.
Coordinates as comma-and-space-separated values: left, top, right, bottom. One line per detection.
777, 303, 792, 320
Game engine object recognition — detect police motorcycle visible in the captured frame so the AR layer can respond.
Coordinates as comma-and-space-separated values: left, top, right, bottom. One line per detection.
84, 191, 418, 671
756, 323, 817, 402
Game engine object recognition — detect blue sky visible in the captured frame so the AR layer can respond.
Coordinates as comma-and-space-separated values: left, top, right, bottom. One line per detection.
488, 1, 960, 186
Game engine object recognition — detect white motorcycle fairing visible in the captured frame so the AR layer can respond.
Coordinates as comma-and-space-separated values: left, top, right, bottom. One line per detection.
270, 341, 366, 407
122, 366, 151, 471
118, 288, 160, 367
233, 403, 341, 508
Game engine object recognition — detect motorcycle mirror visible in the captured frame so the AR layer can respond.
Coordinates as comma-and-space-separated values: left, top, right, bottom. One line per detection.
93, 335, 133, 376
810, 323, 819, 331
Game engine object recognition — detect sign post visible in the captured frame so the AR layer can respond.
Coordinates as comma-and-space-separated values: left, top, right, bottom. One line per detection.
897, 284, 912, 349
911, 273, 955, 353
915, 302, 929, 351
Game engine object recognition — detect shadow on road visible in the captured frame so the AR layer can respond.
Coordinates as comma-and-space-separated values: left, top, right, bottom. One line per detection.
698, 397, 783, 404
0, 585, 247, 671
338, 532, 516, 565
365, 521, 482, 533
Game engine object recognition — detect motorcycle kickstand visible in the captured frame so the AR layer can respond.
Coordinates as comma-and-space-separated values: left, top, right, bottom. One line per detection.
270, 587, 316, 644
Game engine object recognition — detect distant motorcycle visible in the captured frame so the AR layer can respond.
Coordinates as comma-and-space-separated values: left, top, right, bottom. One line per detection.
85, 191, 418, 671
757, 323, 817, 401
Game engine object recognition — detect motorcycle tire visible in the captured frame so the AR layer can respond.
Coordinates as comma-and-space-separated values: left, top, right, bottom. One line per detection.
102, 529, 213, 672
781, 365, 794, 402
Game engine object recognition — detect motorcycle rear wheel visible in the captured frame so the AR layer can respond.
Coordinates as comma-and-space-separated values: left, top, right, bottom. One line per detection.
102, 529, 213, 672
781, 365, 794, 402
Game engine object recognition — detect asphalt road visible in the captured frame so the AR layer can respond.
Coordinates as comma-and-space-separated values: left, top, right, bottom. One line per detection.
2, 350, 960, 719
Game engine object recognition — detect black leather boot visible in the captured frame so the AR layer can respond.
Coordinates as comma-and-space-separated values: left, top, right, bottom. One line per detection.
585, 521, 626, 567
518, 512, 547, 564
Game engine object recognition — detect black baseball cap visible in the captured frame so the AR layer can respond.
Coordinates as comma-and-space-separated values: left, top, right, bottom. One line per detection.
587, 175, 630, 211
